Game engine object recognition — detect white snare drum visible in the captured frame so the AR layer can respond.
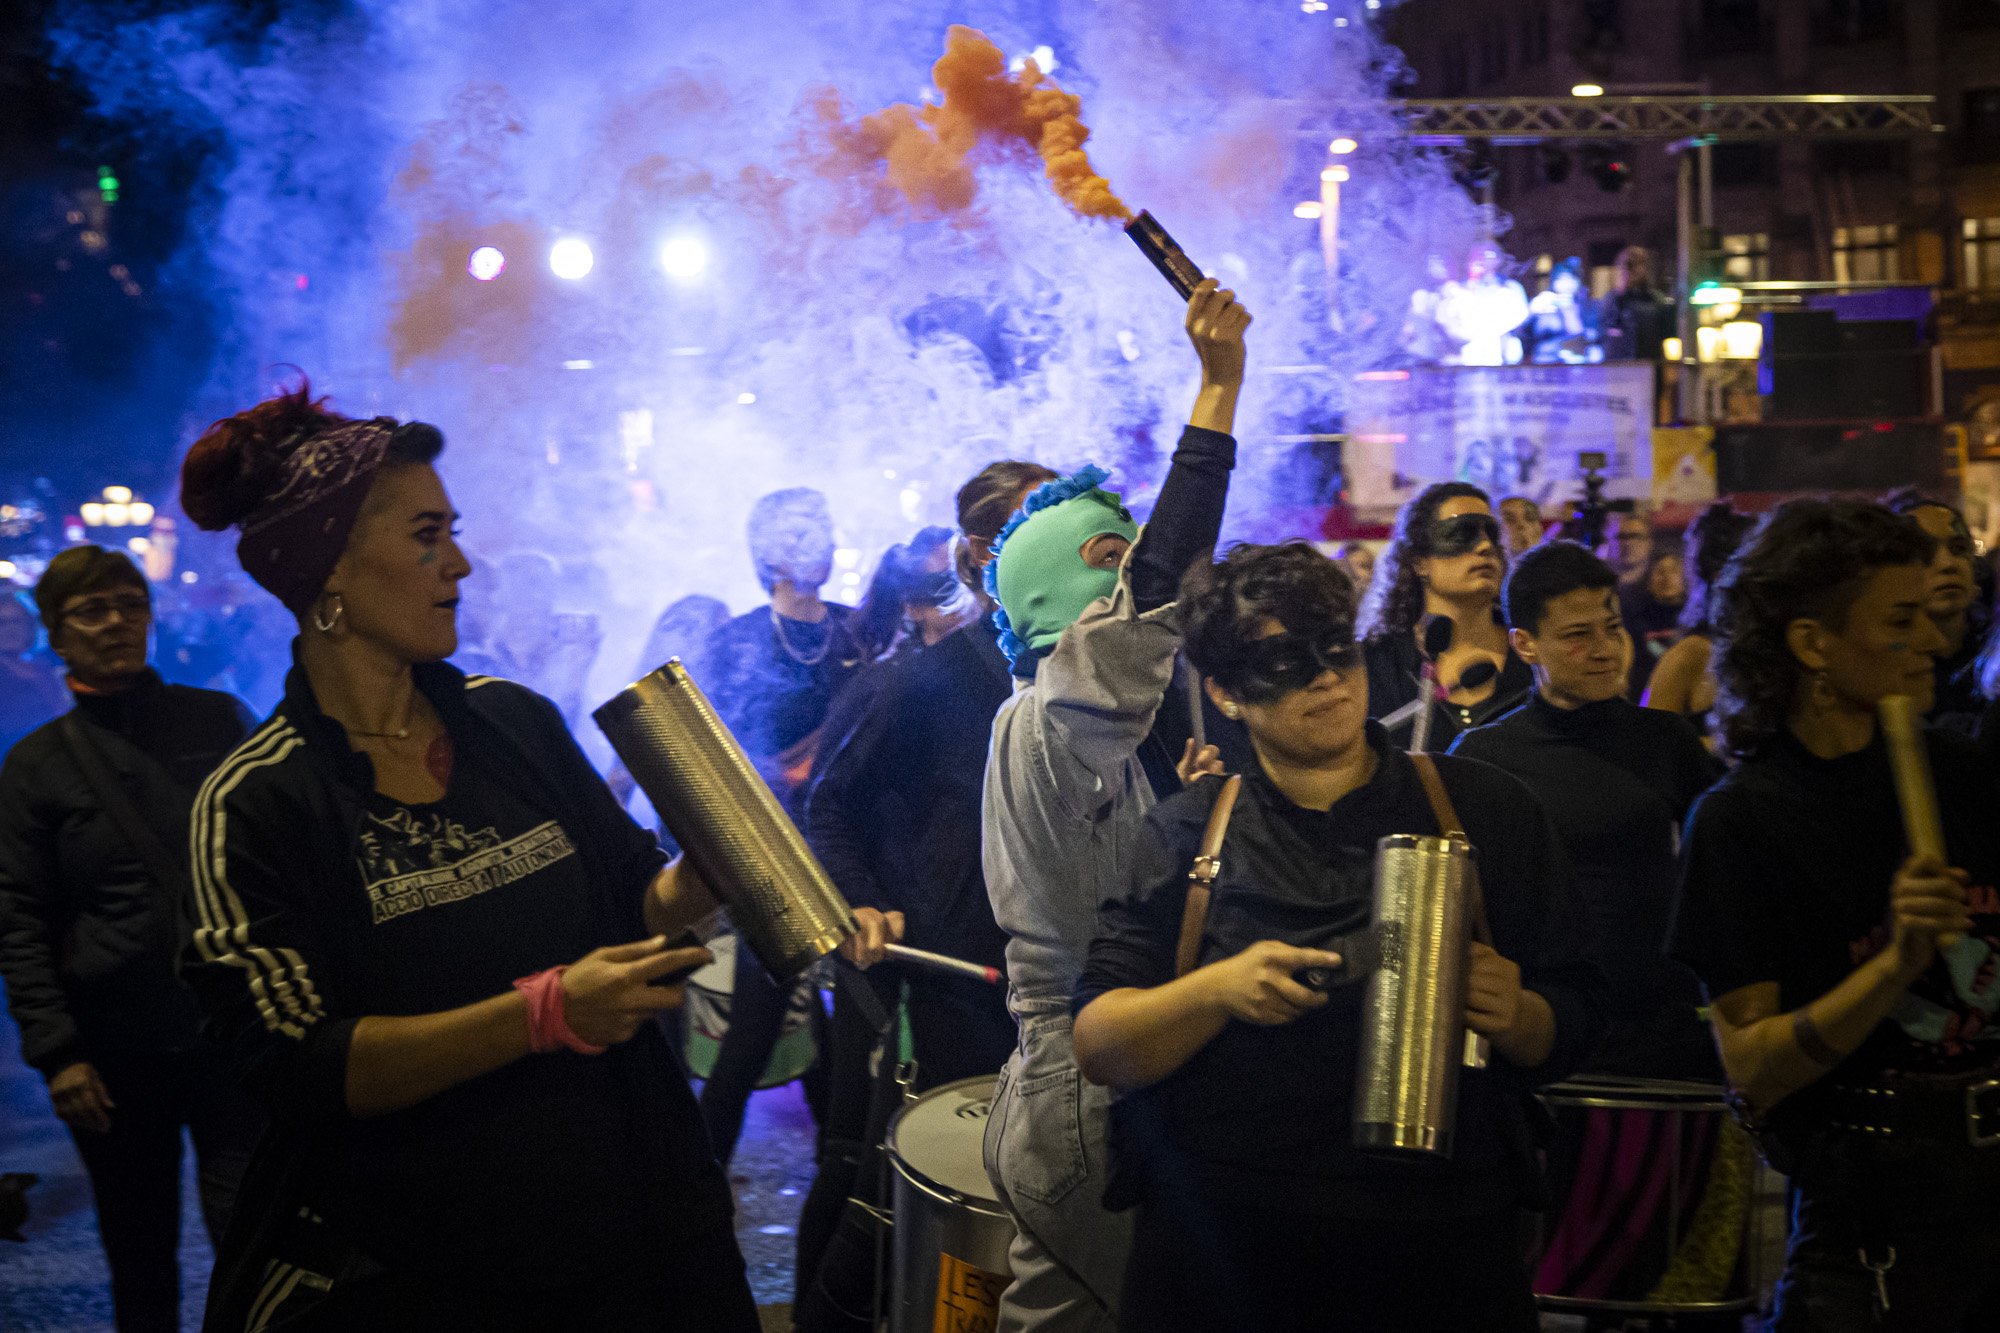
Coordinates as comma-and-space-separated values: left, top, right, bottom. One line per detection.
886, 1076, 1015, 1333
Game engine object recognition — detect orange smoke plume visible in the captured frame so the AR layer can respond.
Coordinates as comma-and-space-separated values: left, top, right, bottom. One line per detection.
846, 26, 1130, 222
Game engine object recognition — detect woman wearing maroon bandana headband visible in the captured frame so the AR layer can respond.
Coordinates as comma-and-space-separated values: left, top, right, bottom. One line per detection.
175, 381, 764, 1331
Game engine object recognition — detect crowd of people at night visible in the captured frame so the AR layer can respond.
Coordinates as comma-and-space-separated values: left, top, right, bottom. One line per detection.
6, 275, 2000, 1333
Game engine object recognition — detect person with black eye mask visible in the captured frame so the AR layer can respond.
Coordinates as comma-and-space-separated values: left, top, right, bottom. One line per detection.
1072, 541, 1605, 1333
1359, 482, 1533, 751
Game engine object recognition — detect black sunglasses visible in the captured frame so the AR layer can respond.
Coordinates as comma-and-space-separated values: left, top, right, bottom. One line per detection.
1430, 513, 1503, 557
1229, 628, 1361, 704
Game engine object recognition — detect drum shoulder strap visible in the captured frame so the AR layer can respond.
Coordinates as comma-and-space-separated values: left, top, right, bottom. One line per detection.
1410, 752, 1494, 947
1173, 774, 1243, 979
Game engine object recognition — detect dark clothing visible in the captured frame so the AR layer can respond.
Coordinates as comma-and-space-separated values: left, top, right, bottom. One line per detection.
1769, 1134, 2000, 1332
186, 652, 743, 1329
1452, 694, 1722, 1076
1929, 629, 1986, 740
698, 941, 827, 1166
0, 671, 254, 1074
0, 670, 259, 1333
1362, 628, 1533, 752
1671, 728, 2000, 1125
262, 1227, 758, 1333
702, 603, 859, 803
1618, 581, 1684, 698
1127, 426, 1238, 615
69, 1044, 260, 1333
1120, 1200, 1537, 1333
1076, 724, 1607, 1223
1592, 287, 1673, 362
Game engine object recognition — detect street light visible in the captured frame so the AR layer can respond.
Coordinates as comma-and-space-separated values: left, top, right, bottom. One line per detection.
1571, 84, 1605, 98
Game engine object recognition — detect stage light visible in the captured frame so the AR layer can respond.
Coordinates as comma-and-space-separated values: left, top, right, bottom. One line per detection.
180, 570, 198, 584
1333, 15, 1348, 24
1294, 202, 1324, 219
103, 486, 132, 504
658, 235, 709, 282
81, 503, 106, 527
0, 561, 14, 581
1322, 165, 1350, 183
1572, 84, 1605, 97
129, 502, 154, 526
737, 392, 757, 405
468, 246, 506, 281
1032, 45, 1057, 72
1689, 282, 1743, 306
1329, 137, 1359, 156
549, 237, 594, 280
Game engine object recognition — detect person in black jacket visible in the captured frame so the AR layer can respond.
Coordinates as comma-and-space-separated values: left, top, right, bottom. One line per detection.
0, 546, 260, 1333
1073, 542, 1605, 1333
1453, 541, 1721, 1076
171, 381, 896, 1330
1359, 481, 1532, 750
1670, 500, 2000, 1330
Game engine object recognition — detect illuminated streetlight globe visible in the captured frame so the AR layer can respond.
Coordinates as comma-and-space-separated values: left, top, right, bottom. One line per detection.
659, 236, 709, 281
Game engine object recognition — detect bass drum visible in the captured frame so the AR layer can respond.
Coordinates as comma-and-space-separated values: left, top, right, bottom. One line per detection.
680, 932, 820, 1088
886, 1076, 1015, 1333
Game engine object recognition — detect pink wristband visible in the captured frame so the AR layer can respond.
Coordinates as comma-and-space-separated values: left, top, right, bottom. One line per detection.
512, 966, 607, 1056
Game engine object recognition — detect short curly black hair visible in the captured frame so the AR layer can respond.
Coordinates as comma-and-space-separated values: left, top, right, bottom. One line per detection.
1180, 542, 1358, 689
1713, 499, 1935, 758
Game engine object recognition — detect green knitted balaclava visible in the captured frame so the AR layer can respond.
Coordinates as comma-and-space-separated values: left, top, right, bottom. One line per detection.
986, 465, 1138, 666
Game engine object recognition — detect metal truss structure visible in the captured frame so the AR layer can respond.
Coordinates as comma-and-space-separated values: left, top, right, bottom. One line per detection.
1345, 94, 1939, 144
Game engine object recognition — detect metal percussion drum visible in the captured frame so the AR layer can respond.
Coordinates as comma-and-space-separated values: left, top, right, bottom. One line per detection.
886, 1076, 1015, 1333
1534, 1075, 1775, 1319
680, 933, 820, 1088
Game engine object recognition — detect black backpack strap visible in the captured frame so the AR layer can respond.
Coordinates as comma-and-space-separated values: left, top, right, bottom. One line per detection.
59, 712, 191, 904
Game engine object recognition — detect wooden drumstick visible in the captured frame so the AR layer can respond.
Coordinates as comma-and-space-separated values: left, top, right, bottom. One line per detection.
1879, 694, 1962, 947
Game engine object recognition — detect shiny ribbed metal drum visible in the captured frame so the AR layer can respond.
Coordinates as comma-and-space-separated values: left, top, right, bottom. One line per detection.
593, 659, 856, 983
1352, 832, 1476, 1157
887, 1077, 1015, 1333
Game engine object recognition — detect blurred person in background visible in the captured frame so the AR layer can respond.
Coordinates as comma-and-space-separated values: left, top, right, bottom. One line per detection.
1592, 246, 1674, 363
1627, 547, 1687, 698
698, 487, 863, 1167
1360, 482, 1531, 751
0, 586, 68, 752
1331, 540, 1375, 595
454, 550, 602, 726
1523, 258, 1597, 365
0, 547, 261, 1333
1497, 495, 1545, 564
1645, 503, 1756, 744
1886, 489, 1988, 737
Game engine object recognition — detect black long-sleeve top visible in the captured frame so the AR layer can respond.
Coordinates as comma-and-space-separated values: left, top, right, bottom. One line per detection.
1363, 628, 1534, 753
0, 670, 252, 1075
1451, 694, 1722, 1077
1075, 723, 1607, 1221
806, 617, 1013, 974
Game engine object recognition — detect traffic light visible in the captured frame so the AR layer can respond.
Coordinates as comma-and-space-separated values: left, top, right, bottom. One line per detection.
96, 166, 119, 203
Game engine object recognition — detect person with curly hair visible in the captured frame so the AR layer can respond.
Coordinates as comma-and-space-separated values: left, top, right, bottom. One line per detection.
1670, 499, 2000, 1330
1359, 481, 1532, 750
1643, 502, 1756, 743
1073, 541, 1604, 1332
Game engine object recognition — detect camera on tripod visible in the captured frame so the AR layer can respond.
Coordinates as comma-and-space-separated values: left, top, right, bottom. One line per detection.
1559, 449, 1635, 551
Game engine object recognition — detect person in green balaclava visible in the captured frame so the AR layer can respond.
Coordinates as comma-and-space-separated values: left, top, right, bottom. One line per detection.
986, 465, 1140, 667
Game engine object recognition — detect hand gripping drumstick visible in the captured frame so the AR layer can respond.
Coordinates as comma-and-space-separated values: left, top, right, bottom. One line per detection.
1879, 694, 1962, 947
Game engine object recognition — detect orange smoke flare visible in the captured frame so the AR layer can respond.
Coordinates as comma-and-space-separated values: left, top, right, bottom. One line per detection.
848, 26, 1131, 222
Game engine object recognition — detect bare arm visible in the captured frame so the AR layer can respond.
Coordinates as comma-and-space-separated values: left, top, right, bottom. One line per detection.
642, 857, 720, 940
1642, 634, 1708, 713
1075, 941, 1337, 1092
344, 937, 707, 1118
1709, 854, 1969, 1115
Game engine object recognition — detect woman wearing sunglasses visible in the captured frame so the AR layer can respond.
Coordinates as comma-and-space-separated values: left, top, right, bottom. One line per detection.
1072, 541, 1605, 1333
1359, 482, 1534, 750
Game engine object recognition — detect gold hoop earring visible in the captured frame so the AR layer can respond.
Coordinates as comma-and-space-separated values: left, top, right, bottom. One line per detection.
313, 594, 345, 634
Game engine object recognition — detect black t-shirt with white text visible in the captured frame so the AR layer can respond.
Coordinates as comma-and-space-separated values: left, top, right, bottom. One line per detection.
1671, 728, 2000, 1129
322, 740, 700, 1288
